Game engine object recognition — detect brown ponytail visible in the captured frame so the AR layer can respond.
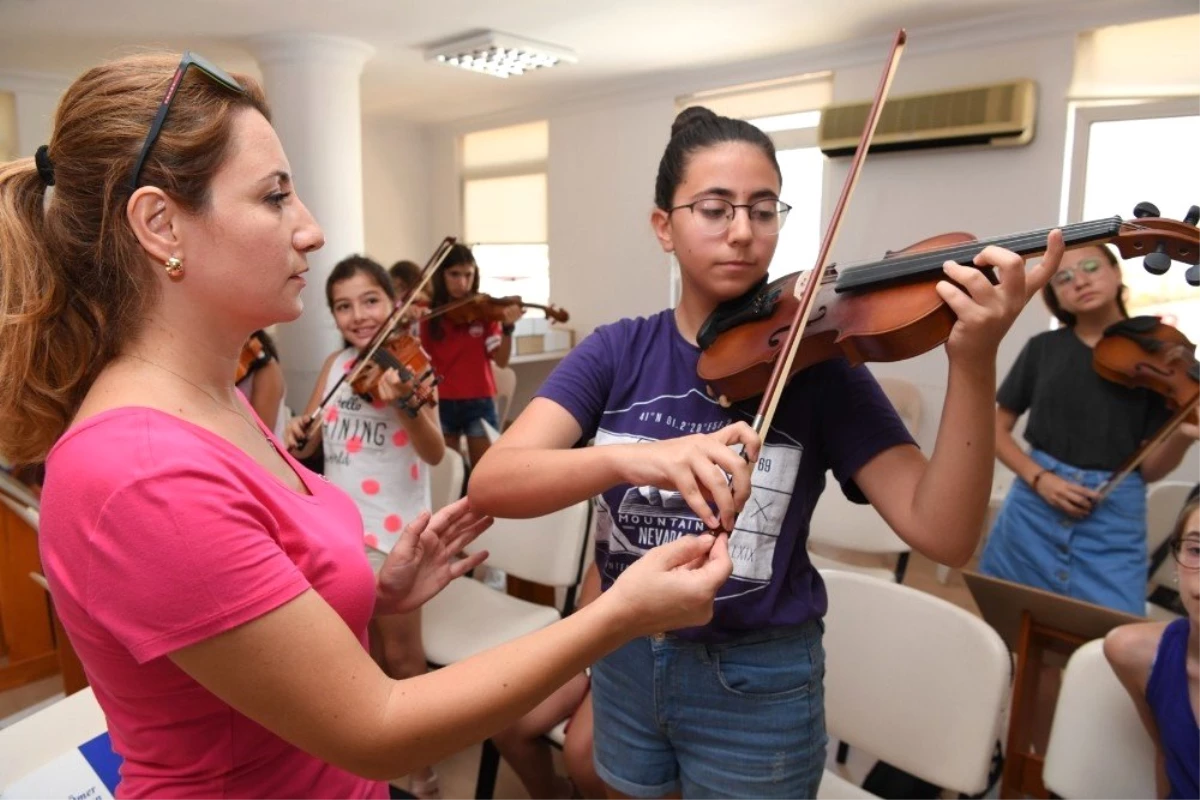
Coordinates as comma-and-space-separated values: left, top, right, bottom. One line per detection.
0, 53, 269, 465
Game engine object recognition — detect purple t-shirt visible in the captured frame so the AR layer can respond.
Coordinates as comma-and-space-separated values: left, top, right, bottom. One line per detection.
537, 309, 914, 641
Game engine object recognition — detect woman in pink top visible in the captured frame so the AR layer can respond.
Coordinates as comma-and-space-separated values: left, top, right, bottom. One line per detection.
0, 51, 733, 799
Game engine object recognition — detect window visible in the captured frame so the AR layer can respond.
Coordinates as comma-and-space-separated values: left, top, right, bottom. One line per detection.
671, 74, 831, 302
460, 121, 550, 310
1069, 104, 1199, 342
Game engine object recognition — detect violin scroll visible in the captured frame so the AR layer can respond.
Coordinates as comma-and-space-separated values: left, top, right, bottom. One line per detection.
1117, 202, 1199, 286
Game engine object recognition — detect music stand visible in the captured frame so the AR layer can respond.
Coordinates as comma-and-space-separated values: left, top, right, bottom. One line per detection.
962, 570, 1143, 799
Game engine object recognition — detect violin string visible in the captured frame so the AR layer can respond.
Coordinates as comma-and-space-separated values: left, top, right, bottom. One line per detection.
833, 218, 1126, 289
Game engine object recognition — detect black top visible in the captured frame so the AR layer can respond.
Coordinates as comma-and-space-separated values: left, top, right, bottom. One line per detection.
997, 328, 1172, 470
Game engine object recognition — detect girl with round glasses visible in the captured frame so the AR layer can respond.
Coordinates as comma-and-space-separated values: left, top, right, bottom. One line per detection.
979, 244, 1198, 615
0, 52, 733, 798
1105, 490, 1200, 799
470, 105, 1064, 798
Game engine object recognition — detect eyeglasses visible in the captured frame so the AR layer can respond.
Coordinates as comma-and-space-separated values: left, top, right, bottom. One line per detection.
128, 51, 246, 190
1171, 534, 1200, 570
669, 198, 792, 237
1050, 258, 1103, 287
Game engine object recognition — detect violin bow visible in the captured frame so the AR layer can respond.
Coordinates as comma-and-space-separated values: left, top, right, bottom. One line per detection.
1094, 396, 1199, 502
295, 237, 456, 443
751, 29, 906, 438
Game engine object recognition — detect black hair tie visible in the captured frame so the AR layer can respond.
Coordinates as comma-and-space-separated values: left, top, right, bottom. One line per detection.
34, 145, 55, 187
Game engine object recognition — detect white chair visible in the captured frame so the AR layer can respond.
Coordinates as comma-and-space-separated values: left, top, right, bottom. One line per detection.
490, 363, 517, 429
1042, 639, 1158, 799
421, 500, 593, 666
818, 570, 1010, 798
1147, 481, 1195, 592
875, 376, 922, 438
0, 687, 107, 789
807, 488, 912, 583
428, 447, 465, 512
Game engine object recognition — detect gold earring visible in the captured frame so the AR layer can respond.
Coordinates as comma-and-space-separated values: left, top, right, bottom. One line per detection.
164, 257, 184, 279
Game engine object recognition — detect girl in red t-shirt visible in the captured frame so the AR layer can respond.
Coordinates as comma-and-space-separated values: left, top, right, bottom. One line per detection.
420, 244, 522, 467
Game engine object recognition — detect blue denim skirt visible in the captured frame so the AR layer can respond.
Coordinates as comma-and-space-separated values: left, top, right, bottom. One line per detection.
979, 449, 1147, 614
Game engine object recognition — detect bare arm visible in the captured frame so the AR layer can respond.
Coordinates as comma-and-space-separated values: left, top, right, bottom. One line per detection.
995, 406, 1041, 484
248, 360, 285, 433
1105, 623, 1171, 798
1140, 423, 1198, 483
854, 356, 998, 567
397, 401, 445, 466
169, 532, 731, 780
284, 351, 338, 456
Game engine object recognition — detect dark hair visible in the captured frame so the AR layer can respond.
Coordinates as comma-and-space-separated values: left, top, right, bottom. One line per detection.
388, 259, 421, 291
325, 254, 395, 310
654, 106, 782, 211
0, 53, 269, 465
250, 328, 280, 363
1042, 244, 1128, 327
427, 243, 478, 341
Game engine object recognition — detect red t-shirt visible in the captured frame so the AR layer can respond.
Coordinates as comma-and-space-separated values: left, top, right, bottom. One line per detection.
39, 407, 387, 799
420, 318, 502, 400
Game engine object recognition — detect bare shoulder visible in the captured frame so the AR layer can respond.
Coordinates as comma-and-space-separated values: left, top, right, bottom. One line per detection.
1104, 621, 1169, 684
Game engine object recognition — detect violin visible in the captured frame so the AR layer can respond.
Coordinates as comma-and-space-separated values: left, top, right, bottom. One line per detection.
349, 331, 440, 418
1091, 316, 1199, 500
429, 294, 569, 326
696, 204, 1200, 407
235, 335, 269, 383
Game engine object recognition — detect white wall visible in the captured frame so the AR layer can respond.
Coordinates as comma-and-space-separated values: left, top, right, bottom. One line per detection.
361, 116, 435, 266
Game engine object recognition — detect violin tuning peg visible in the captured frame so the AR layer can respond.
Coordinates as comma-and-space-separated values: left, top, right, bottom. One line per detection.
1184, 205, 1200, 227
1186, 265, 1199, 287
1143, 243, 1172, 276
1133, 201, 1161, 219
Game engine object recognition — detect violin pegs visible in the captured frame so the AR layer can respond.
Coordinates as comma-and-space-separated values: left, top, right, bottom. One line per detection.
1186, 265, 1199, 287
1143, 242, 1172, 276
1184, 205, 1200, 227
1133, 201, 1161, 219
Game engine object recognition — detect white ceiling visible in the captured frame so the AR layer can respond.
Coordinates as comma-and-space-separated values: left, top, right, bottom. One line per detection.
0, 0, 1188, 124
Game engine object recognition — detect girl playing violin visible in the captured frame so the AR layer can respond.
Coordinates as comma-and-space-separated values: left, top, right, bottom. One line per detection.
420, 243, 522, 467
285, 254, 446, 797
389, 258, 431, 312
0, 51, 730, 800
236, 328, 288, 438
469, 105, 1063, 798
1105, 489, 1199, 799
979, 244, 1198, 614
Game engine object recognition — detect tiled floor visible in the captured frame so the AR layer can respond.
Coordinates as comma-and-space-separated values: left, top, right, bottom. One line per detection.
2, 552, 985, 798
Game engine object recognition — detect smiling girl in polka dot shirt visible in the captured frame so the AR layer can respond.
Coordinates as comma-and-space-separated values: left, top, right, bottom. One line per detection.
286, 253, 447, 798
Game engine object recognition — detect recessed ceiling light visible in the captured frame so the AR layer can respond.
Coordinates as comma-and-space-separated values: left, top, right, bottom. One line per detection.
425, 30, 577, 79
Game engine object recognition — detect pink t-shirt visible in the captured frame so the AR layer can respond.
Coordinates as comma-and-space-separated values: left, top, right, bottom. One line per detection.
39, 407, 388, 799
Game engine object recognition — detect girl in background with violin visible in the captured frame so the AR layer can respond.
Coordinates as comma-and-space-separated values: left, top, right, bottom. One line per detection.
390, 258, 431, 312
469, 106, 1062, 798
420, 243, 522, 468
236, 328, 288, 438
980, 244, 1198, 615
285, 254, 447, 798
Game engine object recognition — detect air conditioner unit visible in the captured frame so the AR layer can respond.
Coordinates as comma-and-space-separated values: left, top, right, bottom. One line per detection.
818, 79, 1036, 157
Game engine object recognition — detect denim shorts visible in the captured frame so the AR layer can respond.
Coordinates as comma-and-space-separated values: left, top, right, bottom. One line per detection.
590, 620, 827, 798
436, 397, 498, 438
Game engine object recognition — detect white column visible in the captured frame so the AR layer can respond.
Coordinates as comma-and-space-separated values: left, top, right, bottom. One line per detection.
249, 34, 374, 404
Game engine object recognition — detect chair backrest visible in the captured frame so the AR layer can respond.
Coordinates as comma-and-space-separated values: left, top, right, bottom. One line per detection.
807, 487, 910, 555
491, 363, 518, 427
1147, 481, 1194, 587
429, 448, 465, 511
821, 569, 1010, 795
467, 501, 591, 587
876, 376, 922, 437
1042, 639, 1158, 799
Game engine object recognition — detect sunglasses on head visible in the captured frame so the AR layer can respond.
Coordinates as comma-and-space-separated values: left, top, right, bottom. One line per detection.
128, 51, 246, 191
